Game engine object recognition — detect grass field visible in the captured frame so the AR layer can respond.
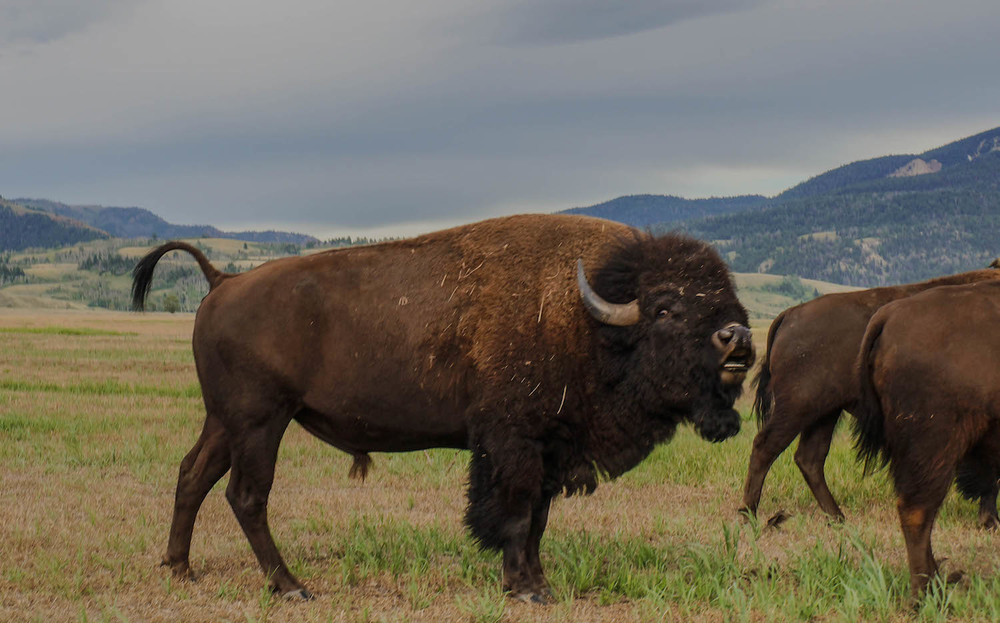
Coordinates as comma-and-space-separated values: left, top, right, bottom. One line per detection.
2, 309, 998, 622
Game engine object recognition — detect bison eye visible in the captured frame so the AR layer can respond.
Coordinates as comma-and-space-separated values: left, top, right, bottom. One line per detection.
657, 309, 670, 319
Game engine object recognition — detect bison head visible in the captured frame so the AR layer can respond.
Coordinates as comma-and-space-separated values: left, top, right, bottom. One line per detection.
577, 232, 754, 442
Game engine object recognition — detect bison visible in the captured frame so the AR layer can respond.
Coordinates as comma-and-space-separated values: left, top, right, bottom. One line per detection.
131, 214, 754, 602
741, 268, 1000, 523
853, 280, 1000, 595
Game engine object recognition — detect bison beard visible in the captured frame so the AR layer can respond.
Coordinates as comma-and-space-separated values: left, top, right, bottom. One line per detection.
131, 214, 752, 603
852, 280, 1000, 596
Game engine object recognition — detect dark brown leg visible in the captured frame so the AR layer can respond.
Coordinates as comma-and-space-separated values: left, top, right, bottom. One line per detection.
959, 430, 1000, 530
524, 497, 552, 601
895, 471, 951, 596
740, 415, 804, 517
794, 412, 844, 520
224, 420, 310, 599
163, 414, 232, 578
898, 499, 942, 595
978, 480, 1000, 531
499, 487, 553, 603
501, 505, 537, 602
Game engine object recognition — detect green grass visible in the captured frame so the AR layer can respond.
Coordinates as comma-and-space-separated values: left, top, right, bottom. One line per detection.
0, 379, 201, 398
0, 327, 137, 337
5, 311, 1000, 622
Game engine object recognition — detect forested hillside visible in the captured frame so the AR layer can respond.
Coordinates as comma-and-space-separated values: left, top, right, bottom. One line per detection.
9, 198, 318, 247
0, 199, 108, 251
567, 126, 1000, 287
682, 147, 1000, 286
562, 194, 767, 228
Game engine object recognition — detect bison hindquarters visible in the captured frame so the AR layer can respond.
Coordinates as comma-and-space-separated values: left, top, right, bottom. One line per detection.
852, 282, 1000, 597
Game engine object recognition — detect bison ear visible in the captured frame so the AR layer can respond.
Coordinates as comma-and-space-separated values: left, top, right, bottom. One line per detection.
576, 259, 641, 326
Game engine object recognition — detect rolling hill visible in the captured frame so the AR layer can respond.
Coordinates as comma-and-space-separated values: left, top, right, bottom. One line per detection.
0, 198, 109, 251
569, 126, 1000, 287
561, 194, 767, 228
2, 198, 318, 251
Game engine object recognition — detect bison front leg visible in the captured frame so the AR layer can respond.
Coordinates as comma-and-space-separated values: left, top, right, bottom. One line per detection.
978, 482, 1000, 531
740, 410, 806, 518
466, 442, 552, 603
793, 411, 845, 520
501, 495, 554, 604
525, 497, 553, 599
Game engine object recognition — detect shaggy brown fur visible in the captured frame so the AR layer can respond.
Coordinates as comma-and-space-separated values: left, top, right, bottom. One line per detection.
742, 268, 1000, 522
853, 280, 1000, 595
132, 214, 753, 602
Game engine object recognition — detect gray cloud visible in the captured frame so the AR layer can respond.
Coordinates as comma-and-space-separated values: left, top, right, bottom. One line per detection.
0, 0, 129, 45
485, 0, 769, 45
1, 0, 999, 237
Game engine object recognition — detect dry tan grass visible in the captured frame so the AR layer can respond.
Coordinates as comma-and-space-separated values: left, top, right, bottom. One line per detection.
1, 310, 996, 623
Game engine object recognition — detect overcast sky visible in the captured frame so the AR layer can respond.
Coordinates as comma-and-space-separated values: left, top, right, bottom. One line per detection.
1, 0, 998, 239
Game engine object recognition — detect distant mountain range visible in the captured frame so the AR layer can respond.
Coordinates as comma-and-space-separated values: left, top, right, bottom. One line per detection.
0, 198, 317, 251
566, 126, 1000, 286
5, 125, 999, 287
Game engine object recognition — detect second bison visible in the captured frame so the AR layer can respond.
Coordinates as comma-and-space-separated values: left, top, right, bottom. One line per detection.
854, 280, 1000, 595
742, 268, 1000, 522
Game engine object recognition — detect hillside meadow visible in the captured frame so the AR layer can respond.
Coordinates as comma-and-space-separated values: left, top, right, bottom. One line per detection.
2, 308, 999, 623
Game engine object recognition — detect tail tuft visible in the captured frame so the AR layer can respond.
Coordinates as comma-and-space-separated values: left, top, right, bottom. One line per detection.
851, 312, 890, 474
131, 242, 227, 312
751, 310, 787, 429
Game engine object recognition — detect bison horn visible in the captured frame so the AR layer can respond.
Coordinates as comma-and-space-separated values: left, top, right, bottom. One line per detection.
576, 259, 641, 326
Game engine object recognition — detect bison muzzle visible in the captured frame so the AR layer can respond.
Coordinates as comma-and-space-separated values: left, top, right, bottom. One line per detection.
131, 214, 752, 602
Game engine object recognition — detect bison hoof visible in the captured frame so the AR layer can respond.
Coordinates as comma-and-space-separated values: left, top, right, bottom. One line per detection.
510, 590, 551, 605
160, 559, 197, 581
282, 588, 314, 601
765, 510, 791, 530
979, 515, 999, 531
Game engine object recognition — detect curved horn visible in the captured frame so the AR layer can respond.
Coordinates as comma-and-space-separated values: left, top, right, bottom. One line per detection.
576, 259, 641, 326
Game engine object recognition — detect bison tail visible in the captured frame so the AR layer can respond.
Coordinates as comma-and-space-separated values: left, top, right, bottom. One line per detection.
751, 310, 786, 429
131, 241, 228, 311
851, 311, 889, 474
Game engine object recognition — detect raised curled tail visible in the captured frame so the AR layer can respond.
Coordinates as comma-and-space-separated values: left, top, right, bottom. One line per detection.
852, 311, 889, 474
131, 241, 228, 311
751, 309, 787, 429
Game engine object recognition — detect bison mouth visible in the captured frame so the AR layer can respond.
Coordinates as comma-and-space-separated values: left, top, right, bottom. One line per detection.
712, 322, 754, 386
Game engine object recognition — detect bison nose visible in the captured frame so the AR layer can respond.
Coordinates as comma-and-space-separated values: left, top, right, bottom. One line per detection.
714, 323, 754, 386
712, 323, 751, 352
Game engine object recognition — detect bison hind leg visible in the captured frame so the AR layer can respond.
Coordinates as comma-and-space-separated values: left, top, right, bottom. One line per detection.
348, 452, 373, 481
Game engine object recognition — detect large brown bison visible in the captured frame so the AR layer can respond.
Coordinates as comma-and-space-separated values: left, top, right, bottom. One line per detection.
131, 214, 754, 602
741, 269, 1000, 523
853, 280, 1000, 595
